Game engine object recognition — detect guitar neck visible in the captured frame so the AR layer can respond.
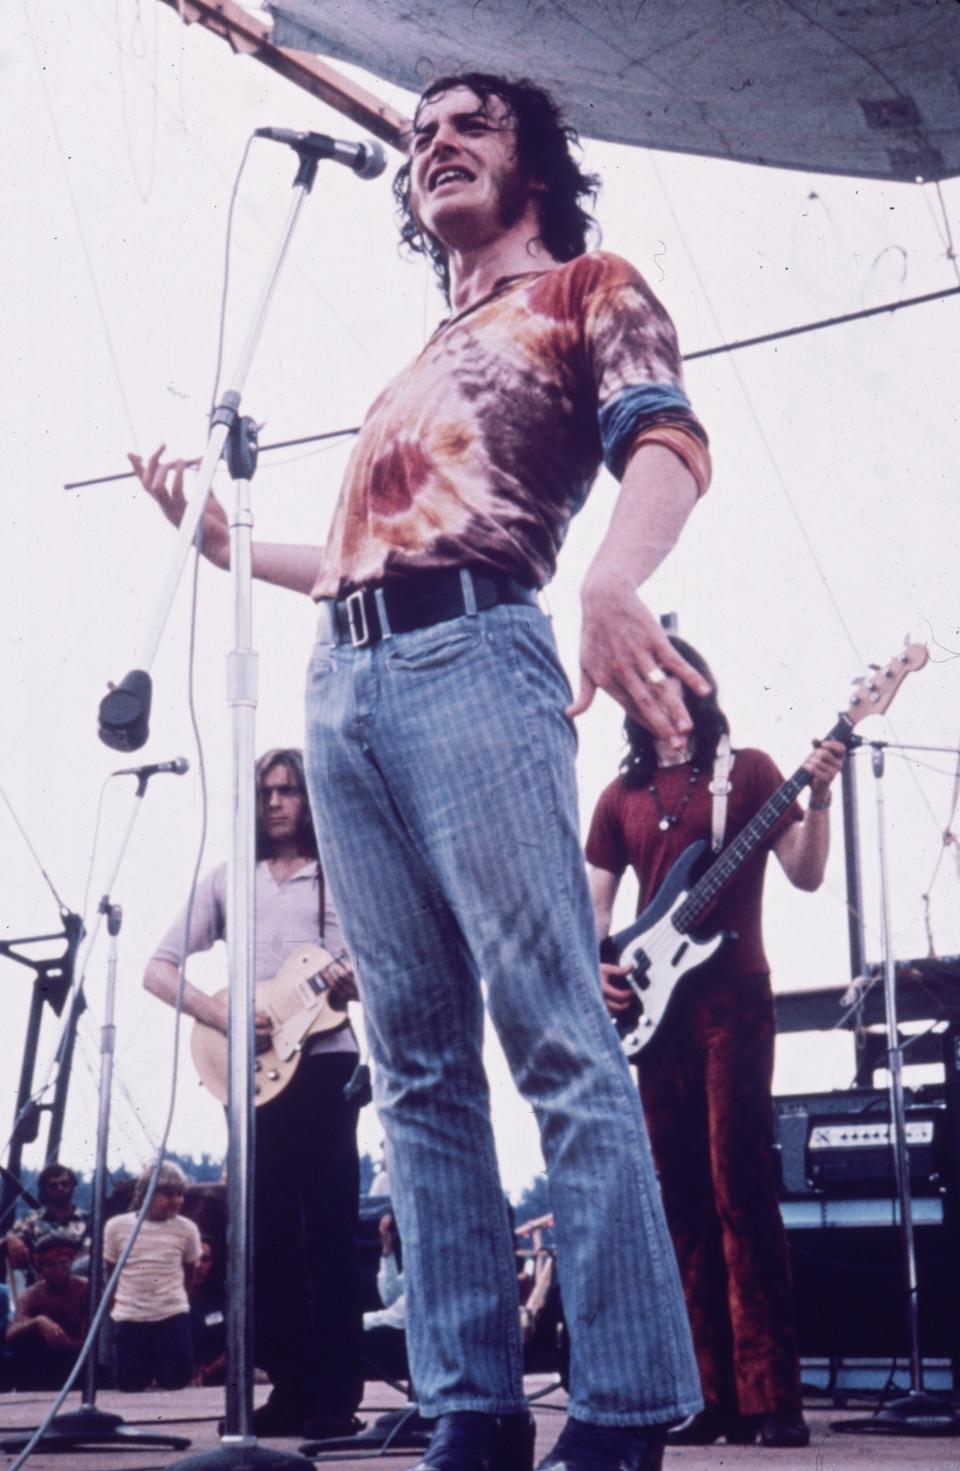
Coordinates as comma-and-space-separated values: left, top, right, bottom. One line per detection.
674, 715, 852, 933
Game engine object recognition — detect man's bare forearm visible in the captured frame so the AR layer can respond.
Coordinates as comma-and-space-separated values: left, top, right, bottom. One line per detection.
587, 865, 621, 940
582, 444, 698, 602
129, 450, 323, 596
775, 806, 831, 892
774, 740, 845, 892
570, 444, 706, 733
250, 541, 322, 595
143, 958, 226, 1032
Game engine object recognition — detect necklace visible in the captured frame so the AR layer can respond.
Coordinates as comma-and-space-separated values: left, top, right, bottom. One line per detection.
648, 765, 701, 832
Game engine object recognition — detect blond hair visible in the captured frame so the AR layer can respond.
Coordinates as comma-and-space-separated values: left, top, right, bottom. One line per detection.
131, 1159, 189, 1209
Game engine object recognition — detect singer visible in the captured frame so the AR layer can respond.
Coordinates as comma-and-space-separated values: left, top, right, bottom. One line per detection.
132, 73, 713, 1471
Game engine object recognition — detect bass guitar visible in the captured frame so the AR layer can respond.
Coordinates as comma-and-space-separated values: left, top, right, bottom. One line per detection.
190, 943, 351, 1107
602, 642, 928, 1060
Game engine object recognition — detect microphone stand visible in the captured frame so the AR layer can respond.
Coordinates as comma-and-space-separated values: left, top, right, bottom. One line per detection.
1, 776, 191, 1455
155, 147, 325, 1471
166, 436, 313, 1467
832, 740, 960, 1436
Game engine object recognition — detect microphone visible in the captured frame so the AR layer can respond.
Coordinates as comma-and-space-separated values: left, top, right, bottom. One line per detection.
113, 757, 190, 779
99, 668, 152, 752
254, 127, 387, 180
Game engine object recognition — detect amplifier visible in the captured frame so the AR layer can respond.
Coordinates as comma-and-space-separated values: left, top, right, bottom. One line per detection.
782, 1210, 958, 1363
773, 1088, 959, 1366
774, 1086, 951, 1198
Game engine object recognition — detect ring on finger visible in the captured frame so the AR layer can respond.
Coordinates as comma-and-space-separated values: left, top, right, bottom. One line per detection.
646, 666, 667, 686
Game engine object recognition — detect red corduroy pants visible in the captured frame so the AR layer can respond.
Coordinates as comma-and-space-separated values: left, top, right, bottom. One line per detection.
638, 966, 802, 1416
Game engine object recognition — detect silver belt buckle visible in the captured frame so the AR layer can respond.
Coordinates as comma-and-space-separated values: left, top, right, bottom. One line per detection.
345, 589, 370, 647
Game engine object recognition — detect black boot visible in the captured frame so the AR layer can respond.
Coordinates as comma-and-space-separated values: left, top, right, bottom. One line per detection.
536, 1418, 667, 1471
667, 1406, 758, 1445
412, 1410, 535, 1471
760, 1410, 810, 1448
218, 1390, 306, 1438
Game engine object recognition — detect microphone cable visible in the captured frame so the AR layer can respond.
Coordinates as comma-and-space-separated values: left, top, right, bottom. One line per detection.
7, 465, 212, 1471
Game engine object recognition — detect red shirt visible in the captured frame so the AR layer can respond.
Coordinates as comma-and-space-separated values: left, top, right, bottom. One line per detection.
585, 748, 802, 977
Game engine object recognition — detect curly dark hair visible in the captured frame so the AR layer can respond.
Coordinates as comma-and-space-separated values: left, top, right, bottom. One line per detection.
393, 72, 600, 300
38, 1163, 77, 1198
255, 747, 319, 862
619, 637, 731, 789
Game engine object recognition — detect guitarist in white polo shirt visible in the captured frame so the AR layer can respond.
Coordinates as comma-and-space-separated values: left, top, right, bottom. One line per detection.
143, 747, 364, 1440
586, 636, 844, 1454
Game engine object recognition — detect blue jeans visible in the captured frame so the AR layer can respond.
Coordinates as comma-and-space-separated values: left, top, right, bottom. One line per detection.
113, 1312, 193, 1391
304, 599, 701, 1426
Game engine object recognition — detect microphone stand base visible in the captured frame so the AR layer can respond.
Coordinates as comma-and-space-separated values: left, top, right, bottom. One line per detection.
168, 1442, 315, 1470
831, 1390, 960, 1437
0, 1403, 191, 1452
300, 1404, 431, 1455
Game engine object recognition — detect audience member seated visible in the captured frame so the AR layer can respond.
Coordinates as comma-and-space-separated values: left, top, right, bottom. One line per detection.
362, 1212, 408, 1383
189, 1235, 226, 1386
366, 1152, 390, 1200
104, 1160, 201, 1392
5, 1234, 88, 1389
514, 1213, 569, 1386
3, 1164, 91, 1285
363, 1213, 405, 1332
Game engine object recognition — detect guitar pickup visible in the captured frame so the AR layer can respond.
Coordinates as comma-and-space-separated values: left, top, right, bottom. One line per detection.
296, 975, 327, 1006
625, 947, 651, 994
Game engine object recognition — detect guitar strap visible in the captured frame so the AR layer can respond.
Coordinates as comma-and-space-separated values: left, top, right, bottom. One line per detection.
709, 735, 734, 853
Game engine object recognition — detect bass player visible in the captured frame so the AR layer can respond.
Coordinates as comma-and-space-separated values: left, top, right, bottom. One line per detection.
143, 747, 364, 1439
586, 635, 844, 1450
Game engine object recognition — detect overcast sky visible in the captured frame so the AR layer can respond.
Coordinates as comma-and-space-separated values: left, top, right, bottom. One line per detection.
3, 0, 959, 1199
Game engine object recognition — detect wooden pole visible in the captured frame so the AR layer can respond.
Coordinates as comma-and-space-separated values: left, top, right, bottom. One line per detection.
160, 0, 410, 151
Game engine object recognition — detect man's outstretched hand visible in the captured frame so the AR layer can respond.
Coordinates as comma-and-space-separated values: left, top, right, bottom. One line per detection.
129, 446, 230, 569
567, 582, 709, 747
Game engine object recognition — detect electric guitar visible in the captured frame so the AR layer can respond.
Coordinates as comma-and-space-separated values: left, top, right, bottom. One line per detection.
602, 642, 928, 1060
190, 943, 351, 1107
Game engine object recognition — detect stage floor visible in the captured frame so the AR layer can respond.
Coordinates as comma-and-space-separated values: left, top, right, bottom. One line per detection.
2, 1377, 958, 1470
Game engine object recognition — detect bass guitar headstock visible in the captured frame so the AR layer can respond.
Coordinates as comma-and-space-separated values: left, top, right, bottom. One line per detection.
845, 640, 928, 729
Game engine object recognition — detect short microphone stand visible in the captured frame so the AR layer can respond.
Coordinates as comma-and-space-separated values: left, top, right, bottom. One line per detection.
98, 143, 325, 755
832, 740, 960, 1436
1, 777, 190, 1456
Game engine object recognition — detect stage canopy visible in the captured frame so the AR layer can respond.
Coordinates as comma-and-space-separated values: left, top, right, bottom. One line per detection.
267, 0, 959, 183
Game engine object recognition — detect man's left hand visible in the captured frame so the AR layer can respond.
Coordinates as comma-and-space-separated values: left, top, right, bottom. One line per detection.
567, 585, 709, 746
803, 738, 846, 802
324, 952, 359, 1006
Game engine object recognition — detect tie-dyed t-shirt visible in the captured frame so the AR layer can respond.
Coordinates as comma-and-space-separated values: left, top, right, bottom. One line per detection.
313, 251, 710, 598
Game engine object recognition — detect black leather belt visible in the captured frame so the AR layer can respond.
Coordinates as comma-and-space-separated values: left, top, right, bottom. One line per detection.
321, 567, 536, 648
